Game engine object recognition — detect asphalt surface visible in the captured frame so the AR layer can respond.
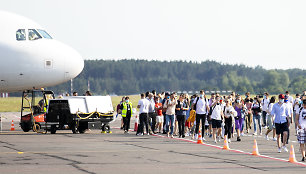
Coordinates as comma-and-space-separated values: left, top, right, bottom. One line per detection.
0, 112, 305, 174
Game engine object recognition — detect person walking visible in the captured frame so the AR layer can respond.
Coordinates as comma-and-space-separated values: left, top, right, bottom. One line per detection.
295, 99, 306, 162
176, 94, 189, 138
271, 94, 291, 153
245, 98, 253, 133
234, 96, 244, 141
210, 96, 224, 143
265, 96, 276, 140
261, 92, 270, 128
148, 93, 157, 134
223, 98, 236, 143
136, 93, 150, 136
252, 97, 262, 135
192, 90, 210, 141
164, 93, 177, 138
121, 96, 133, 134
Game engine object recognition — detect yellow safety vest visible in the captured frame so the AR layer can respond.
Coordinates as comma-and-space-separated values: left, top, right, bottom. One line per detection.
122, 102, 133, 117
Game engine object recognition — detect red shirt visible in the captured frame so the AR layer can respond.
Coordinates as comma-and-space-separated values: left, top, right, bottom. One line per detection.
155, 103, 163, 116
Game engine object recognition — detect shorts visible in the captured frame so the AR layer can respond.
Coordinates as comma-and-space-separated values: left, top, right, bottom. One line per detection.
185, 121, 191, 128
297, 128, 306, 144
212, 119, 222, 128
275, 122, 289, 135
156, 115, 163, 123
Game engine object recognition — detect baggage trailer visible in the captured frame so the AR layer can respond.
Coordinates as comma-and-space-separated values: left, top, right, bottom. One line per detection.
45, 96, 114, 134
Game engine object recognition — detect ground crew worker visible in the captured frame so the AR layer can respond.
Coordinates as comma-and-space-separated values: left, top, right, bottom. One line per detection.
121, 96, 133, 134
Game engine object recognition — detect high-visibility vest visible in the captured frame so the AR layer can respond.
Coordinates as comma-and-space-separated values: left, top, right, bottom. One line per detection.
122, 102, 133, 117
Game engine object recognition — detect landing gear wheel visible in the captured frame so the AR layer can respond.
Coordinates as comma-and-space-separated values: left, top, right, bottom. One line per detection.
20, 122, 31, 132
102, 124, 111, 133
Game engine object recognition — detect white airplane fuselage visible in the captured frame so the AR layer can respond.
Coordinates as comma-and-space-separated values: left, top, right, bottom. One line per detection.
0, 11, 84, 92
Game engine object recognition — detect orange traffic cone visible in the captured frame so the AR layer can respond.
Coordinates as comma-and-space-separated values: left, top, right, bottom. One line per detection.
197, 130, 203, 144
223, 135, 230, 150
10, 120, 15, 131
289, 145, 297, 163
134, 115, 138, 131
252, 139, 260, 156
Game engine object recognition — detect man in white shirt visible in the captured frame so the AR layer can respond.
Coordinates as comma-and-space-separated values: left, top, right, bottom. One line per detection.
136, 93, 150, 136
261, 92, 270, 128
191, 90, 210, 140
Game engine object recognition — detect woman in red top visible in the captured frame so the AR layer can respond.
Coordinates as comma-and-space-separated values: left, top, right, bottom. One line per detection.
155, 97, 163, 133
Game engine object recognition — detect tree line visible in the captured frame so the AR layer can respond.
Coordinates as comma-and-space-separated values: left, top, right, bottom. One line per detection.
47, 59, 305, 96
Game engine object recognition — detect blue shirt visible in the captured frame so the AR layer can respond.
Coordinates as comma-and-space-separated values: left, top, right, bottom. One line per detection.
271, 102, 289, 124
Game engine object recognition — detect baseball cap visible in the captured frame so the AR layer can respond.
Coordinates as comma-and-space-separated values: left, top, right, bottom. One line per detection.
279, 94, 285, 99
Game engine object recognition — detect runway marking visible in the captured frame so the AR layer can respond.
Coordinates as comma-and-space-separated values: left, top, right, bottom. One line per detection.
113, 127, 306, 167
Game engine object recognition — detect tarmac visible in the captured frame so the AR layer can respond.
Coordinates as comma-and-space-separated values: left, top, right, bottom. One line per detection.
0, 112, 305, 174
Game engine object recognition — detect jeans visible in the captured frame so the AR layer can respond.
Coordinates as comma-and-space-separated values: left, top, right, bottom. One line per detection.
177, 115, 186, 137
166, 114, 175, 135
195, 114, 206, 136
262, 111, 267, 127
253, 113, 262, 133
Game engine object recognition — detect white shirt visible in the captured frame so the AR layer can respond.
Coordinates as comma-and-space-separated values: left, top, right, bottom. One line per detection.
261, 98, 270, 112
267, 103, 274, 115
224, 106, 236, 118
293, 98, 301, 112
193, 97, 208, 114
211, 104, 222, 120
298, 108, 306, 129
285, 102, 293, 116
138, 99, 149, 114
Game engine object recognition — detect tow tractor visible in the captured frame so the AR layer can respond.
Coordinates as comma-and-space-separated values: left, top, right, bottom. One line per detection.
45, 96, 114, 134
20, 89, 55, 132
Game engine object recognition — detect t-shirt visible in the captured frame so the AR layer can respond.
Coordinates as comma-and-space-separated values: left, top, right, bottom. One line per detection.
298, 108, 306, 129
261, 98, 270, 112
164, 99, 177, 115
155, 103, 163, 116
267, 103, 274, 115
293, 98, 301, 112
224, 106, 236, 118
138, 99, 149, 114
211, 104, 222, 120
193, 97, 208, 114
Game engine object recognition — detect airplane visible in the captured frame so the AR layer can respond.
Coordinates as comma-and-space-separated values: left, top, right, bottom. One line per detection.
0, 10, 84, 92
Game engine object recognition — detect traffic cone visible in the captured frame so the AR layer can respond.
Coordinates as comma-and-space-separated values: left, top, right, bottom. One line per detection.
223, 135, 230, 150
289, 145, 297, 163
10, 120, 15, 131
197, 130, 203, 144
134, 115, 138, 131
252, 139, 260, 156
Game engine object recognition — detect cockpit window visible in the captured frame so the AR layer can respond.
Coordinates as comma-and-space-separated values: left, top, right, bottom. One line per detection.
28, 29, 42, 41
37, 29, 53, 39
16, 29, 26, 41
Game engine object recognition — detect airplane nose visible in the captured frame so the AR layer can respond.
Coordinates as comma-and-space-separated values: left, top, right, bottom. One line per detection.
65, 48, 84, 80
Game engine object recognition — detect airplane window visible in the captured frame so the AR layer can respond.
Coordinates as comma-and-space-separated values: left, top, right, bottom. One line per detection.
28, 29, 42, 41
37, 29, 53, 39
16, 29, 26, 41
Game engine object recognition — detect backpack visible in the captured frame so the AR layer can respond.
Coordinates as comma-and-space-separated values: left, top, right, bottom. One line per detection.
193, 97, 200, 111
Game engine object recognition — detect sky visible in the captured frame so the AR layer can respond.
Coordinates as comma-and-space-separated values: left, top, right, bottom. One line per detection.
1, 0, 306, 70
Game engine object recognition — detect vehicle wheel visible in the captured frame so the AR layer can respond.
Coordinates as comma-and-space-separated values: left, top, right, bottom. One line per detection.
102, 124, 110, 132
50, 125, 57, 134
21, 122, 31, 132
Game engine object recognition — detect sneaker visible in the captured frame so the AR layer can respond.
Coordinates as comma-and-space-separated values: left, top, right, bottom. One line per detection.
241, 133, 245, 136
182, 135, 185, 138
259, 132, 262, 135
209, 134, 212, 138
282, 146, 288, 152
217, 136, 221, 142
167, 133, 170, 137
228, 139, 231, 143
265, 135, 269, 140
195, 134, 198, 139
202, 137, 206, 141
302, 157, 305, 162
214, 140, 217, 144
253, 132, 257, 136
171, 134, 174, 138
273, 137, 277, 141
237, 137, 241, 141
278, 147, 281, 153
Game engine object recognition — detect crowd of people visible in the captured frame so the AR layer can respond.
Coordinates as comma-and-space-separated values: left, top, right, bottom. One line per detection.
117, 90, 306, 162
